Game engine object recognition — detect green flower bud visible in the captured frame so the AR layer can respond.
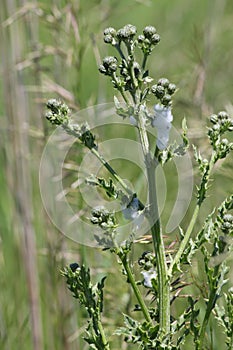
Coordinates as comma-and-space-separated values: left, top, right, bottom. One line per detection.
103, 56, 118, 68
103, 27, 116, 36
161, 94, 172, 106
222, 213, 233, 234
101, 56, 118, 74
138, 251, 156, 270
212, 124, 220, 131
117, 24, 137, 41
45, 111, 57, 124
143, 26, 157, 38
45, 99, 70, 125
221, 138, 229, 145
137, 34, 145, 43
167, 83, 177, 95
210, 114, 218, 124
99, 64, 107, 75
144, 38, 151, 46
104, 34, 113, 44
91, 207, 117, 230
223, 214, 233, 223
228, 121, 233, 131
158, 77, 170, 88
151, 33, 160, 45
69, 263, 79, 272
218, 111, 229, 120
151, 84, 165, 98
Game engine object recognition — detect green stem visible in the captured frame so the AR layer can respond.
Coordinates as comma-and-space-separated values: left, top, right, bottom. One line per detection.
112, 72, 130, 104
168, 153, 216, 277
197, 265, 220, 349
142, 53, 148, 71
168, 204, 200, 276
97, 318, 110, 350
115, 43, 126, 61
137, 112, 170, 335
118, 252, 152, 324
147, 163, 170, 335
90, 147, 133, 196
198, 237, 227, 349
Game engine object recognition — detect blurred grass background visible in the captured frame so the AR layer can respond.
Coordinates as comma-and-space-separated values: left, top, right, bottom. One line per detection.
0, 0, 232, 349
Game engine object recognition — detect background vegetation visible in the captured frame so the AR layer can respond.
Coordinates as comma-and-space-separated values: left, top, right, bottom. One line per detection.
0, 0, 232, 349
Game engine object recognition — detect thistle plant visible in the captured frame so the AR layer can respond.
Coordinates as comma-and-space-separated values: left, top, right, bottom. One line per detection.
44, 24, 233, 349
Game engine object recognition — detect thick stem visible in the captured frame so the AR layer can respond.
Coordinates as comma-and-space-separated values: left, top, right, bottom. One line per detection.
147, 161, 170, 335
137, 112, 170, 335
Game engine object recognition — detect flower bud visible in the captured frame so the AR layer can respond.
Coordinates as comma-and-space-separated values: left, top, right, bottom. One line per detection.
212, 124, 220, 131
167, 83, 177, 95
103, 27, 116, 36
143, 26, 157, 38
151, 84, 165, 98
98, 64, 107, 75
161, 94, 172, 106
158, 77, 170, 87
137, 34, 145, 43
45, 99, 70, 125
117, 24, 137, 41
223, 214, 233, 223
70, 263, 79, 272
228, 121, 233, 131
221, 138, 229, 145
218, 111, 229, 120
222, 213, 233, 234
210, 114, 218, 124
151, 33, 160, 45
104, 34, 113, 44
101, 56, 118, 74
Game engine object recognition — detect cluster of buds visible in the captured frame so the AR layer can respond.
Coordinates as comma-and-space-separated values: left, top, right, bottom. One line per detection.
45, 98, 70, 125
138, 251, 156, 271
100, 24, 177, 111
103, 24, 160, 53
116, 24, 137, 44
45, 99, 97, 149
103, 24, 137, 46
99, 56, 118, 76
210, 111, 233, 134
208, 111, 233, 159
151, 78, 176, 107
90, 207, 117, 231
137, 26, 160, 55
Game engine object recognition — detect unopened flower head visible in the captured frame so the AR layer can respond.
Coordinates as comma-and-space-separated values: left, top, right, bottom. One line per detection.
116, 24, 137, 42
45, 99, 71, 126
151, 104, 173, 150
